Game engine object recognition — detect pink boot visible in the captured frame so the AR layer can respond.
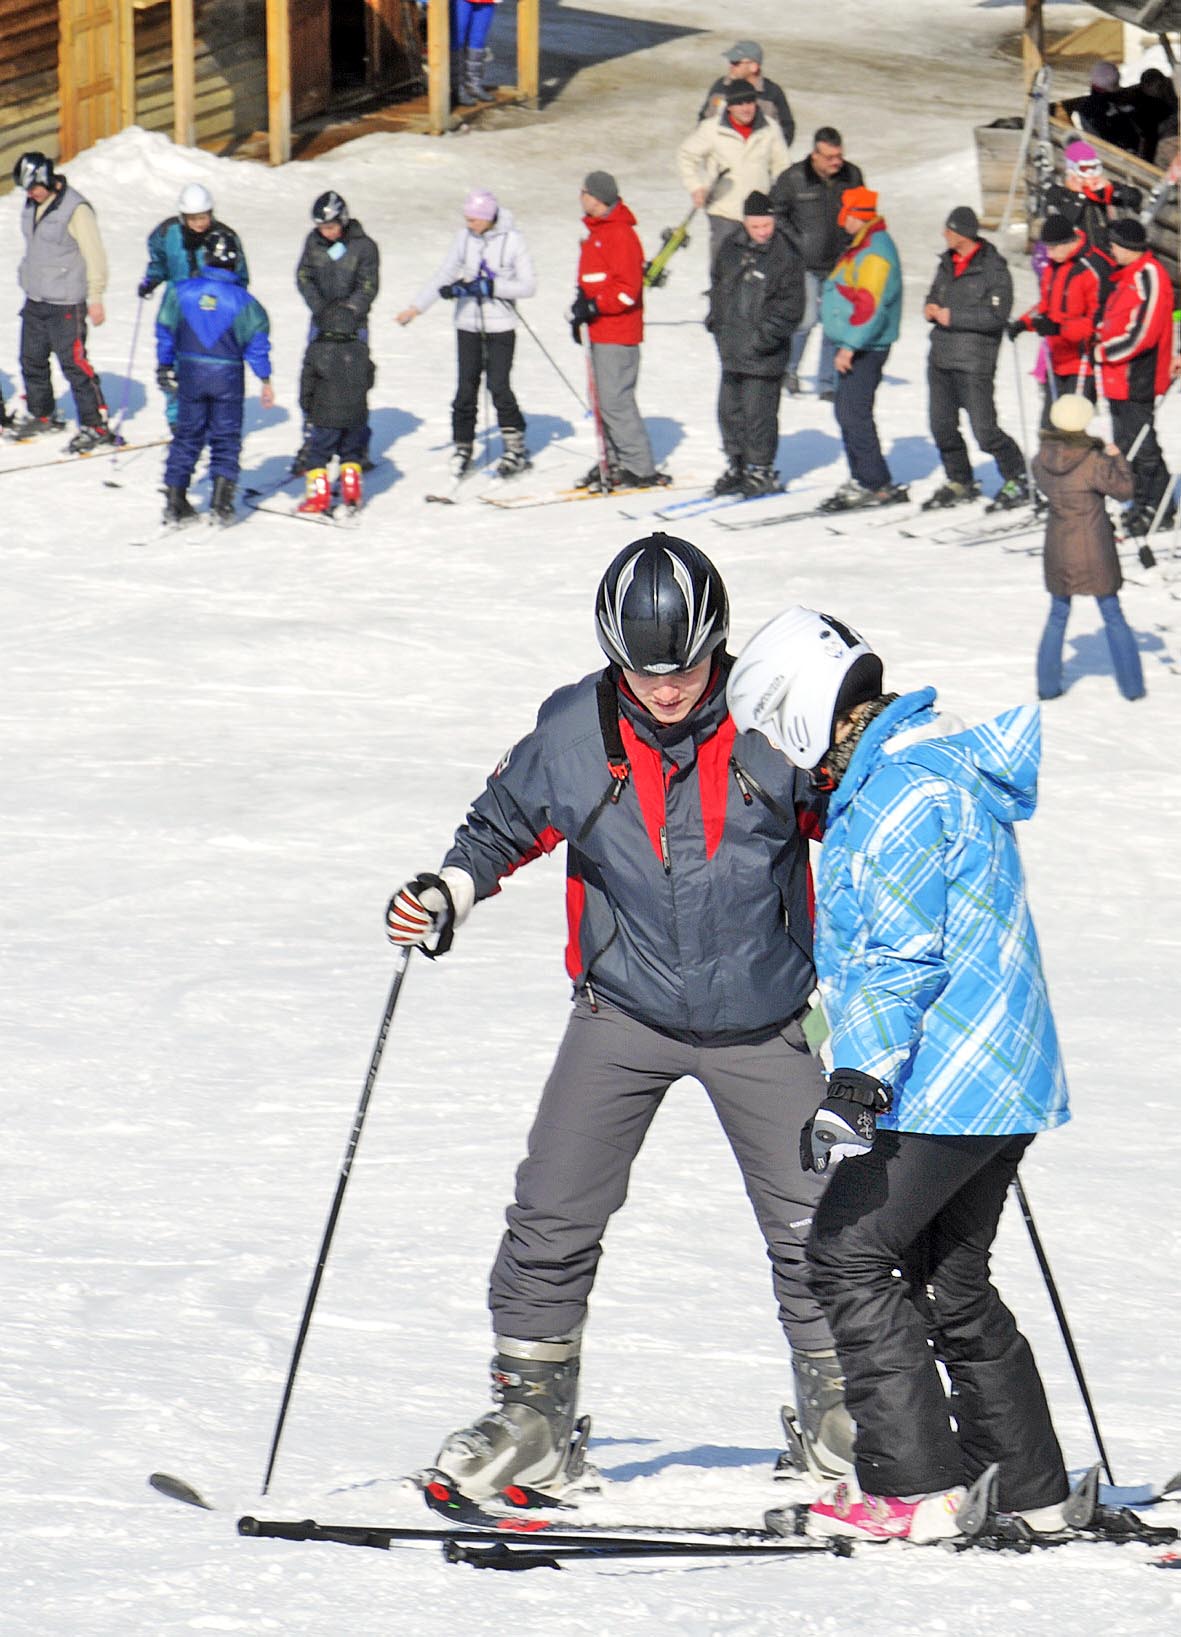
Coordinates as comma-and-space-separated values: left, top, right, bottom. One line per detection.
808, 1474, 966, 1543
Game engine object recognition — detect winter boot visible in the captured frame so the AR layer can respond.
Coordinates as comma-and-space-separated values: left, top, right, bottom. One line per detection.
615, 469, 672, 490
497, 428, 532, 479
791, 1350, 856, 1481
450, 442, 475, 480
818, 479, 874, 513
210, 475, 236, 524
921, 478, 981, 511
577, 460, 621, 492
806, 1472, 967, 1542
740, 463, 784, 497
9, 413, 66, 440
784, 371, 803, 397
985, 474, 1030, 512
712, 457, 745, 496
432, 1334, 584, 1501
298, 467, 332, 515
66, 420, 117, 455
339, 461, 363, 508
461, 45, 489, 102
162, 486, 196, 526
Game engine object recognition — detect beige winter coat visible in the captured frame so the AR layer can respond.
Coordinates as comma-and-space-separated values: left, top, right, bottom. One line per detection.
676, 109, 791, 223
1031, 430, 1134, 598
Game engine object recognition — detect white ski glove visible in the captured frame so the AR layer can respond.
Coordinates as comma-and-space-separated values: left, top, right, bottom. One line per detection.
385, 867, 475, 958
801, 1069, 893, 1174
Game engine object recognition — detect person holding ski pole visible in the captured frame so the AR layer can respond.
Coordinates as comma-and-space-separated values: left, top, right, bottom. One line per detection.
397, 188, 535, 481
570, 172, 669, 493
727, 607, 1072, 1544
386, 533, 854, 1501
1006, 216, 1105, 429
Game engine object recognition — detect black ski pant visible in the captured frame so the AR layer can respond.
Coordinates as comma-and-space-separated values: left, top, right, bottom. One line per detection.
928, 363, 1025, 486
1109, 397, 1171, 516
1041, 371, 1096, 431
718, 369, 782, 467
834, 347, 891, 491
453, 328, 525, 445
489, 997, 834, 1354
20, 299, 106, 427
807, 1129, 1068, 1512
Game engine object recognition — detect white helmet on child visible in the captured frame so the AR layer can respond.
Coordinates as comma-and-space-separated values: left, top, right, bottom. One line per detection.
727, 606, 882, 769
178, 182, 214, 216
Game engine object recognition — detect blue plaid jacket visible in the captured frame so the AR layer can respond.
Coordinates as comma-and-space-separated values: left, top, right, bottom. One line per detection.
815, 689, 1070, 1136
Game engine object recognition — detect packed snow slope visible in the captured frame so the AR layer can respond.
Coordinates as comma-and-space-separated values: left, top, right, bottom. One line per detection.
3, 2, 1180, 1632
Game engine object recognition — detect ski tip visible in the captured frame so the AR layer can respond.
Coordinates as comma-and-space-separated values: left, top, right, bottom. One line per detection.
149, 1471, 215, 1510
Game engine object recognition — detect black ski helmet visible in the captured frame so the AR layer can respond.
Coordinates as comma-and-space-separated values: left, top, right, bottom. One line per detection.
312, 190, 349, 228
13, 152, 55, 192
203, 228, 240, 271
595, 533, 729, 674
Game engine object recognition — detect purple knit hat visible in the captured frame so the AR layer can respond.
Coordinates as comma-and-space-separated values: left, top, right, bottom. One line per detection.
1064, 140, 1099, 168
463, 188, 499, 220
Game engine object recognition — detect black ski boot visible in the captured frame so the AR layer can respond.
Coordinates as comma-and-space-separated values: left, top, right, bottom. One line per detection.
712, 457, 745, 497
163, 486, 196, 526
741, 464, 784, 497
922, 479, 981, 511
67, 421, 117, 455
210, 475, 236, 524
790, 1350, 855, 1481
450, 442, 474, 480
985, 474, 1030, 513
497, 428, 532, 479
433, 1334, 585, 1501
9, 413, 66, 440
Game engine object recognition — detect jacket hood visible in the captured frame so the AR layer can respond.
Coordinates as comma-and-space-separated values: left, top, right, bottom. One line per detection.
831, 688, 1041, 825
584, 202, 637, 232
1035, 430, 1104, 474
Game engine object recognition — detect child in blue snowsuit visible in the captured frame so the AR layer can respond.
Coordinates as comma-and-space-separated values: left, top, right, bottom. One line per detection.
155, 231, 273, 525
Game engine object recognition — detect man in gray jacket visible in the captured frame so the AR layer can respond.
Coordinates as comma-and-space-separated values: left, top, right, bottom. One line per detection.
387, 534, 853, 1500
11, 153, 113, 452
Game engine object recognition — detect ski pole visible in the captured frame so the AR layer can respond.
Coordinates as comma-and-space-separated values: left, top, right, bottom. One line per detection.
102, 300, 146, 488
260, 949, 412, 1495
476, 290, 495, 472
1010, 333, 1039, 502
1010, 1173, 1116, 1487
514, 305, 589, 412
583, 337, 614, 491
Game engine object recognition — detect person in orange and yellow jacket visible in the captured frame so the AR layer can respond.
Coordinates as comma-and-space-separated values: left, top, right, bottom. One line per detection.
1094, 217, 1173, 536
570, 171, 670, 493
818, 186, 906, 512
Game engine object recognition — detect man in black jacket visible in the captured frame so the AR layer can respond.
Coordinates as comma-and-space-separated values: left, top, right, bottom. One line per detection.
293, 190, 380, 484
706, 192, 805, 496
699, 40, 794, 145
922, 206, 1027, 511
770, 128, 864, 399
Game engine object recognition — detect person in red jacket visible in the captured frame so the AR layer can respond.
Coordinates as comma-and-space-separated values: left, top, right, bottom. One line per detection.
570, 171, 670, 492
1095, 217, 1174, 534
1007, 215, 1105, 426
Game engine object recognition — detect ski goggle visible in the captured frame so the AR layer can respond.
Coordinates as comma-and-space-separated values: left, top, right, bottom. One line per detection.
1071, 160, 1104, 178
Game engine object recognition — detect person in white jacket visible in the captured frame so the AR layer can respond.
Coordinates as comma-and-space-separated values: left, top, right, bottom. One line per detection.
397, 188, 537, 478
677, 85, 791, 266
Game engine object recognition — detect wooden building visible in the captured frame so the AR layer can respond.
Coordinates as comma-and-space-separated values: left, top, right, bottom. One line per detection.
1, 1, 540, 188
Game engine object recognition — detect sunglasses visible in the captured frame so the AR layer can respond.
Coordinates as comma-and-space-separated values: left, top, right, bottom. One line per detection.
1074, 161, 1104, 176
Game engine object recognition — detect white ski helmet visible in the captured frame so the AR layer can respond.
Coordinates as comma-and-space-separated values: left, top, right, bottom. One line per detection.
178, 182, 214, 217
727, 606, 883, 769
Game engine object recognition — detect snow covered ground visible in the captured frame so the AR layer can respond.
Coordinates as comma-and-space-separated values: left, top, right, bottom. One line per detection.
4, 1, 1181, 1631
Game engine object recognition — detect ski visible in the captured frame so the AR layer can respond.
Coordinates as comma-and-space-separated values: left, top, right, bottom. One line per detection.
480, 479, 686, 511
0, 437, 168, 476
149, 1471, 216, 1510
247, 496, 362, 529
648, 489, 796, 524
714, 495, 908, 533
899, 509, 1041, 547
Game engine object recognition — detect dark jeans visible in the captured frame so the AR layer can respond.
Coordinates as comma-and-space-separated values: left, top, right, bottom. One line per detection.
1036, 593, 1145, 700
305, 424, 369, 465
453, 328, 524, 444
20, 299, 106, 426
164, 369, 245, 487
1109, 398, 1170, 515
928, 363, 1025, 485
807, 1129, 1068, 1511
1041, 371, 1096, 431
718, 370, 782, 467
834, 347, 890, 490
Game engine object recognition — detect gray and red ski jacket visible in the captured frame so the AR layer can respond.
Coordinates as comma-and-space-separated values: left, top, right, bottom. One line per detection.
442, 663, 818, 1042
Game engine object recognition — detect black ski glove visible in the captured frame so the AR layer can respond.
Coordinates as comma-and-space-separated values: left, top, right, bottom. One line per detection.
156, 365, 178, 394
569, 290, 599, 342
1111, 184, 1142, 212
1030, 313, 1060, 337
1005, 318, 1027, 341
386, 872, 457, 959
801, 1069, 893, 1174
138, 276, 159, 300
439, 283, 461, 300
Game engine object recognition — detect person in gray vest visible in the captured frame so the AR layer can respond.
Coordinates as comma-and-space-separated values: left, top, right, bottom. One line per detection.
386, 534, 854, 1501
11, 153, 113, 453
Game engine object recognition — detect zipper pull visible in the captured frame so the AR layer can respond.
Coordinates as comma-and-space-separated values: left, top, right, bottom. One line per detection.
585, 979, 599, 1013
658, 824, 671, 874
731, 758, 754, 806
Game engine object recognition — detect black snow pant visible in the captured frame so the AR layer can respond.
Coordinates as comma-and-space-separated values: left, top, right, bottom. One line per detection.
807, 1129, 1068, 1513
453, 328, 525, 444
1041, 371, 1096, 431
1109, 397, 1171, 516
718, 369, 783, 467
489, 997, 834, 1354
20, 298, 106, 427
928, 363, 1025, 486
834, 346, 890, 490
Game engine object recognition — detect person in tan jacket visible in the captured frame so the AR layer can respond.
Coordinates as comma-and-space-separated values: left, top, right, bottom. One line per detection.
1030, 393, 1144, 701
677, 84, 791, 266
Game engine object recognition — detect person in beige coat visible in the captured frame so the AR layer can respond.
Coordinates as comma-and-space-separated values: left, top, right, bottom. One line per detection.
677, 84, 791, 266
1030, 393, 1145, 700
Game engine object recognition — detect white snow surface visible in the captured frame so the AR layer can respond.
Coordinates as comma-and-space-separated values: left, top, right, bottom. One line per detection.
4, 2, 1181, 1632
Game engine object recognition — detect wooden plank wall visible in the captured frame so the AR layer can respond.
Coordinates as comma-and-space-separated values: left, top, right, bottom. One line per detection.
0, 0, 60, 187
134, 0, 269, 153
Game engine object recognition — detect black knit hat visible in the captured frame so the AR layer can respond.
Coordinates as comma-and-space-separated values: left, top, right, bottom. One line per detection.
743, 190, 773, 216
1109, 217, 1147, 250
724, 82, 759, 106
1040, 215, 1078, 246
945, 205, 979, 239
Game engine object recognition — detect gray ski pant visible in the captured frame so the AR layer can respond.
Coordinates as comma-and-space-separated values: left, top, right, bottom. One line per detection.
589, 341, 655, 475
489, 998, 835, 1354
